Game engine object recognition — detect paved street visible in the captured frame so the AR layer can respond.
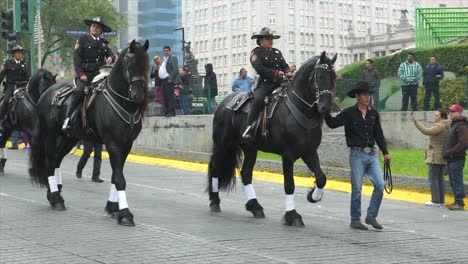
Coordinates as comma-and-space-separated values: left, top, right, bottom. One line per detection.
1, 149, 467, 264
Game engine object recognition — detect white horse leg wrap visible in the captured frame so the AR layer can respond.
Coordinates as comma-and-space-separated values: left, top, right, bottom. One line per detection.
55, 168, 62, 185
244, 184, 256, 200
211, 177, 219, 192
118, 191, 128, 210
286, 194, 295, 211
108, 184, 118, 202
48, 176, 58, 192
0, 148, 6, 159
312, 187, 324, 201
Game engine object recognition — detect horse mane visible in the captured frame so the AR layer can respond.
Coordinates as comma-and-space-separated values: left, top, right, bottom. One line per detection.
27, 68, 54, 100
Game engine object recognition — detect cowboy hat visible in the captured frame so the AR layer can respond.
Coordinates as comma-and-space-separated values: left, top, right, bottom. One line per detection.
347, 81, 375, 98
251, 27, 281, 40
9, 44, 27, 53
84, 16, 112, 33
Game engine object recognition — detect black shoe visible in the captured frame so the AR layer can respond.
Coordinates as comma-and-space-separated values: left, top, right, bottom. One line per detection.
350, 222, 368, 230
92, 176, 103, 183
76, 171, 82, 179
8, 146, 18, 150
365, 217, 383, 229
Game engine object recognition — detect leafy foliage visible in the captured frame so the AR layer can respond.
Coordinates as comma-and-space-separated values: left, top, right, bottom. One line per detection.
38, 0, 125, 67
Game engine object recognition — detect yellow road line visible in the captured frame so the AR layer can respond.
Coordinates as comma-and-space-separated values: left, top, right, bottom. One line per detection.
66, 147, 467, 205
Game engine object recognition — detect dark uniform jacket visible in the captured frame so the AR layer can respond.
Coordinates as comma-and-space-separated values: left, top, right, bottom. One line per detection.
0, 58, 30, 87
250, 46, 290, 88
74, 34, 115, 80
324, 104, 389, 155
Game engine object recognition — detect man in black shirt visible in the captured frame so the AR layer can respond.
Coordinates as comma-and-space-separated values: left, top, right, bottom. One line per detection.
324, 81, 391, 230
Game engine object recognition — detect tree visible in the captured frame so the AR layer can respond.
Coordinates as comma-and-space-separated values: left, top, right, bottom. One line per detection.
38, 0, 125, 67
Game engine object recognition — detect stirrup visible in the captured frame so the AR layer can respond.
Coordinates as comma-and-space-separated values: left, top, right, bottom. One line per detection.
62, 118, 70, 131
242, 125, 253, 139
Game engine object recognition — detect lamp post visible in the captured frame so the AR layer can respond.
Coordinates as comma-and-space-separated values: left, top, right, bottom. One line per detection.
173, 27, 185, 66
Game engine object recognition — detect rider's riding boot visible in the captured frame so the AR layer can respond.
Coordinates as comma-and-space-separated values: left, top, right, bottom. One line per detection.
62, 95, 81, 133
91, 173, 103, 183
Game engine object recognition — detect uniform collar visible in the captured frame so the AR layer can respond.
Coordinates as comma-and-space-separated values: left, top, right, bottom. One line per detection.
89, 33, 100, 41
13, 59, 21, 64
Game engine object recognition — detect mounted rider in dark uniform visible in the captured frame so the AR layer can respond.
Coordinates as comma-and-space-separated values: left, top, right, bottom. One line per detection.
0, 45, 30, 134
242, 27, 291, 141
62, 16, 115, 132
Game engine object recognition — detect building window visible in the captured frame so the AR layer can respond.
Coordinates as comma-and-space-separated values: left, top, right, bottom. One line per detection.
288, 50, 295, 62
268, 0, 276, 7
288, 15, 295, 26
288, 0, 294, 8
288, 31, 295, 43
269, 15, 276, 24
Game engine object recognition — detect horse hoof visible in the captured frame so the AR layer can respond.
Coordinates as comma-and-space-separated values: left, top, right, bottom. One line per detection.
282, 210, 305, 227
52, 202, 66, 211
245, 199, 265, 218
119, 217, 135, 226
210, 203, 221, 213
307, 188, 321, 203
49, 191, 65, 210
109, 212, 119, 219
117, 208, 135, 227
105, 201, 119, 218
252, 210, 265, 218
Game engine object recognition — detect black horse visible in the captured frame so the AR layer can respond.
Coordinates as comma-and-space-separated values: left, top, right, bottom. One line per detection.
207, 52, 337, 227
0, 69, 56, 175
29, 40, 149, 226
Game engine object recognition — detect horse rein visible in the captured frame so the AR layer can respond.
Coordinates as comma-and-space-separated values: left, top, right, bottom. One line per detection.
384, 159, 393, 194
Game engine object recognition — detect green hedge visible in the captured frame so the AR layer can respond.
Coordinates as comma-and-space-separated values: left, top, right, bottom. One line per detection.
336, 44, 468, 103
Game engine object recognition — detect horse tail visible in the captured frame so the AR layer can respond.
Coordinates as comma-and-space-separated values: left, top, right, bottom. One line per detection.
207, 105, 241, 192
28, 117, 49, 187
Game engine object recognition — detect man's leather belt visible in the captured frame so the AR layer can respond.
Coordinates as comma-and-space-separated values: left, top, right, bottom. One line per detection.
351, 146, 375, 154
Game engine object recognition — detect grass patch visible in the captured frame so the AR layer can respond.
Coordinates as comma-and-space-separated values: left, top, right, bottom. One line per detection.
257, 149, 468, 181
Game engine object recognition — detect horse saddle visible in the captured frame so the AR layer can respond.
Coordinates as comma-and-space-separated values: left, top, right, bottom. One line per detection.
226, 87, 287, 119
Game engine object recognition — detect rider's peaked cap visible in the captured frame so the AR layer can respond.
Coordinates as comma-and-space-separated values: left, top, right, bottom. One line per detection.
9, 44, 27, 53
347, 81, 375, 98
84, 16, 112, 33
251, 27, 281, 40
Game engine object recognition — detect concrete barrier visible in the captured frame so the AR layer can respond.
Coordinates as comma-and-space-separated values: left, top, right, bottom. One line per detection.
131, 111, 468, 191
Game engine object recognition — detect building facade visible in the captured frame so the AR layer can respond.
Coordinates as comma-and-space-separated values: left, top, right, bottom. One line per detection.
182, 0, 421, 95
113, 0, 183, 66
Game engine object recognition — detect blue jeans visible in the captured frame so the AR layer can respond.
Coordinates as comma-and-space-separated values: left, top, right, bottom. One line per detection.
349, 149, 384, 224
9, 131, 22, 148
447, 159, 465, 206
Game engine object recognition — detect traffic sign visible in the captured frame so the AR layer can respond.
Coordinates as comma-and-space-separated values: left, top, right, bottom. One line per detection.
65, 29, 117, 37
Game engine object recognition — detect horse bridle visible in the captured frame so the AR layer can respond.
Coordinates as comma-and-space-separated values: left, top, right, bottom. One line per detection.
292, 59, 334, 108
107, 51, 146, 103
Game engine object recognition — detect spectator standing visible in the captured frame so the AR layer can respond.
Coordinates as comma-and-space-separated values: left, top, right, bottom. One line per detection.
178, 66, 192, 115
203, 63, 218, 113
150, 55, 164, 105
324, 81, 391, 230
443, 104, 468, 210
232, 68, 254, 93
362, 59, 380, 110
423, 56, 444, 111
398, 53, 423, 111
411, 109, 450, 206
8, 131, 22, 150
76, 140, 103, 183
159, 46, 181, 117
